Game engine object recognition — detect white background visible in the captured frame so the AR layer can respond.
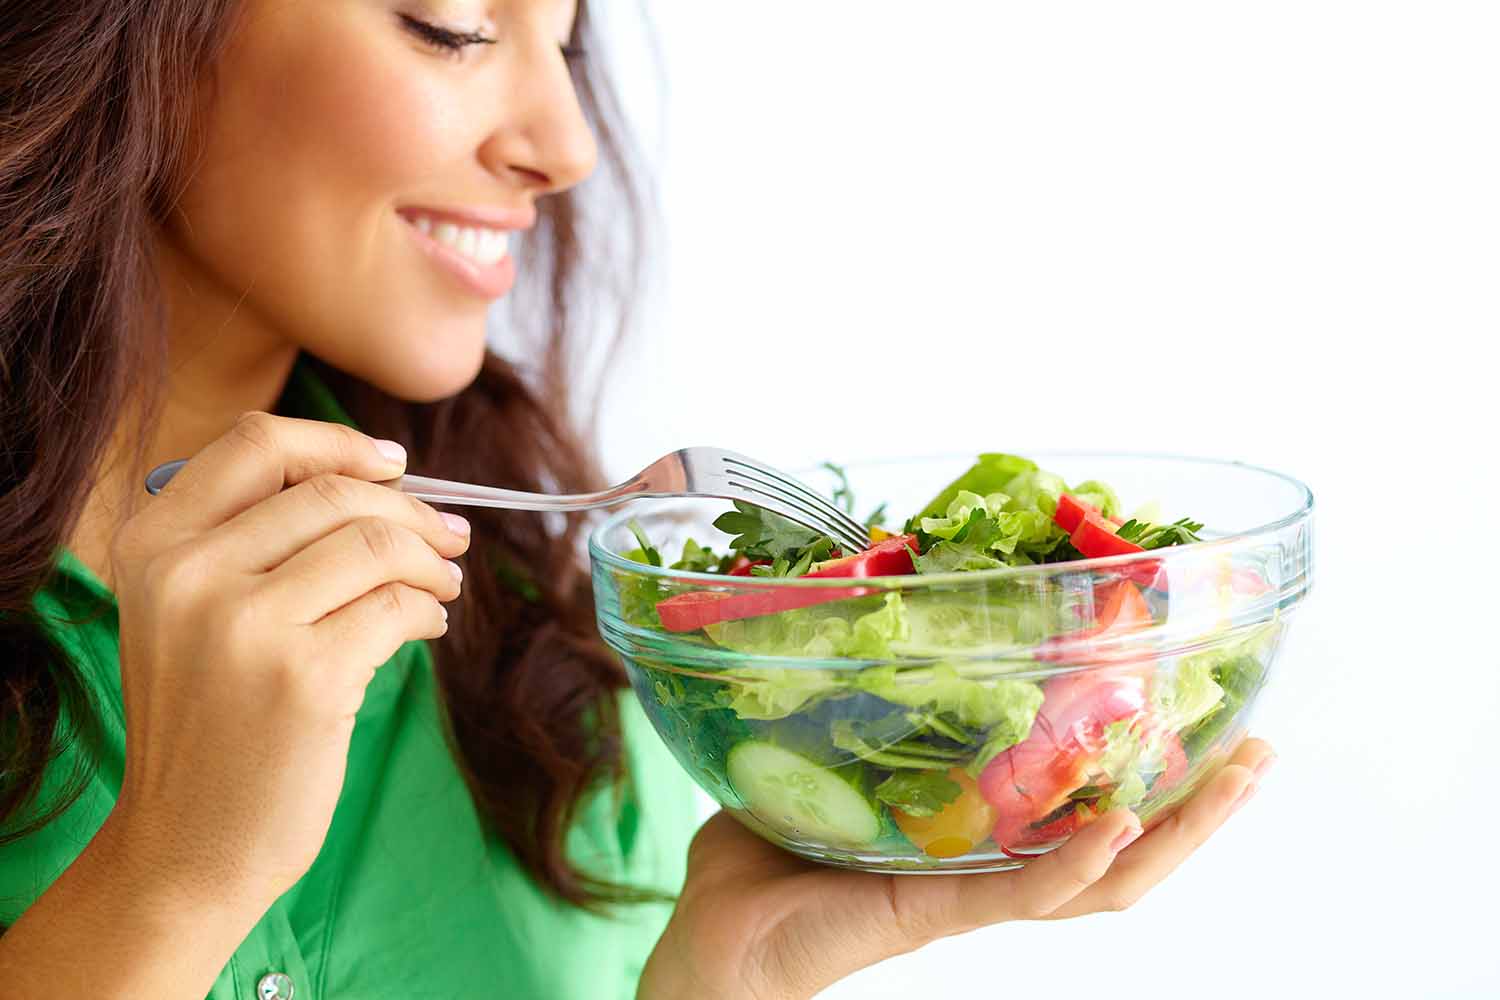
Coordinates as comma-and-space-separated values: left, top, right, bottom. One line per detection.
577, 4, 1499, 997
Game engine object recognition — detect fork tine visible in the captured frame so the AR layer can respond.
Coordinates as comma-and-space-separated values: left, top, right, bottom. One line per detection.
718, 464, 870, 551
720, 455, 872, 549
726, 471, 869, 553
721, 478, 869, 553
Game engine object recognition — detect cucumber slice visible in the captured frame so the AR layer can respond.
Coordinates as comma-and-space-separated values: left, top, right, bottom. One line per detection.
726, 741, 881, 848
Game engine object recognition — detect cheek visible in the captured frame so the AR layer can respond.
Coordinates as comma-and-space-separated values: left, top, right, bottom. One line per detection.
263, 34, 463, 196
171, 11, 483, 342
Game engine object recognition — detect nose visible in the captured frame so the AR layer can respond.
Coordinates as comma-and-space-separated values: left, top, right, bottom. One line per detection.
478, 37, 598, 196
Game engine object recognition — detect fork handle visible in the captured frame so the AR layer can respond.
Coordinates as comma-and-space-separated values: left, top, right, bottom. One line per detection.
143, 458, 650, 512
384, 473, 650, 512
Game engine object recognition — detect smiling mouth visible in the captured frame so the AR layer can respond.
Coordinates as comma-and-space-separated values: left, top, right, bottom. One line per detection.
403, 211, 510, 268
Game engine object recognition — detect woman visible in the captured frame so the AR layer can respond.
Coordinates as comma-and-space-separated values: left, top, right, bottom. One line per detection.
0, 2, 1274, 997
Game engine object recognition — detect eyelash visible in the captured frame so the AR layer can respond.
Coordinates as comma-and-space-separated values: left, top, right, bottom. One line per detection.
399, 14, 495, 54
399, 13, 587, 62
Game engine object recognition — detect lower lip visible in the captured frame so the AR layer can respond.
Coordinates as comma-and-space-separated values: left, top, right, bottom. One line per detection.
402, 216, 516, 300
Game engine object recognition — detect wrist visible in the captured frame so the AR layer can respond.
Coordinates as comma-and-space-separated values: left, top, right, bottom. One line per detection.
90, 804, 275, 938
638, 916, 786, 1000
0, 807, 276, 999
638, 921, 711, 1000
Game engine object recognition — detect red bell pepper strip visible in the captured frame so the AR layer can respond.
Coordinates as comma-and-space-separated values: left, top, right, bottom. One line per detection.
655, 591, 735, 633
1036, 579, 1154, 664
1070, 513, 1144, 559
1053, 494, 1122, 534
1070, 514, 1163, 588
654, 535, 918, 633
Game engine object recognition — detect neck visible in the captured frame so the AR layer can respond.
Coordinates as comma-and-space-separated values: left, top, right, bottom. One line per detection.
68, 234, 300, 588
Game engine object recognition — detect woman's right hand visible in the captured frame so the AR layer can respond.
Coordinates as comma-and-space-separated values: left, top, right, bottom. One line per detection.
101, 411, 470, 914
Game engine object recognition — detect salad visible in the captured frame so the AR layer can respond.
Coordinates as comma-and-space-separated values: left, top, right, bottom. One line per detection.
612, 453, 1277, 865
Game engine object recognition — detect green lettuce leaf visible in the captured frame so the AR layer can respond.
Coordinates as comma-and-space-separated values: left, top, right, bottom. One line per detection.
1178, 627, 1276, 757
916, 453, 1039, 520
964, 680, 1049, 777
1153, 655, 1226, 734
722, 666, 841, 720
704, 592, 909, 660
857, 662, 1044, 733
831, 720, 966, 770
996, 466, 1068, 519
919, 490, 1007, 540
874, 771, 963, 817
670, 538, 720, 573
914, 490, 1068, 573
617, 550, 664, 627
912, 538, 1006, 575
1066, 479, 1122, 521
703, 594, 913, 720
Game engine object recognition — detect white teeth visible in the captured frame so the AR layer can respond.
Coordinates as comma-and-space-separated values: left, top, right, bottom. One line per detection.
416, 215, 510, 267
477, 229, 509, 264
456, 227, 479, 260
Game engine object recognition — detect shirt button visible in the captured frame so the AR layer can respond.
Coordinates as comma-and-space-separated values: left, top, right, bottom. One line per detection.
257, 972, 295, 1000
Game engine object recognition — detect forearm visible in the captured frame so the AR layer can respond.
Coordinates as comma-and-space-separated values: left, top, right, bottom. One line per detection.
0, 811, 270, 999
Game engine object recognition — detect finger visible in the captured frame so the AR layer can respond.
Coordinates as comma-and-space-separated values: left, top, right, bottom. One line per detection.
306, 581, 449, 674
147, 411, 408, 538
261, 517, 463, 624
1045, 738, 1273, 920
209, 473, 469, 572
942, 807, 1142, 930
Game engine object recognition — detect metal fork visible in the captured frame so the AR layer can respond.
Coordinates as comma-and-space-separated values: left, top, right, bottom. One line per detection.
144, 446, 873, 553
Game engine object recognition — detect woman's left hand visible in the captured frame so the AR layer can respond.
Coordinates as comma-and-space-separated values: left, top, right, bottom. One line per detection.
639, 737, 1274, 1000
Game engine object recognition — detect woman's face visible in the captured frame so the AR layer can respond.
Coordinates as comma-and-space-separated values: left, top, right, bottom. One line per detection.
166, 0, 593, 402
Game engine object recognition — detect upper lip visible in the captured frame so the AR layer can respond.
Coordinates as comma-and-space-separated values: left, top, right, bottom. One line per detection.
397, 203, 536, 231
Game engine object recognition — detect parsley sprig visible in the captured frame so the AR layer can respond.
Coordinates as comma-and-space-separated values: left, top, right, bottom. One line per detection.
1115, 516, 1206, 550
713, 501, 840, 578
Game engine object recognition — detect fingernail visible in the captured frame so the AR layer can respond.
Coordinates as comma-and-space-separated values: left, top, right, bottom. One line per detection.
1109, 818, 1143, 854
1252, 753, 1277, 780
440, 603, 449, 621
374, 438, 407, 466
446, 560, 463, 584
1229, 782, 1258, 816
441, 512, 471, 537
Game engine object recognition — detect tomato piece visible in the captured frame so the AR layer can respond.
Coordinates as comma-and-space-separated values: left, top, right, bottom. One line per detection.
654, 535, 918, 633
726, 557, 767, 577
1005, 801, 1098, 855
1151, 732, 1189, 796
979, 666, 1149, 851
891, 768, 997, 859
1231, 567, 1272, 596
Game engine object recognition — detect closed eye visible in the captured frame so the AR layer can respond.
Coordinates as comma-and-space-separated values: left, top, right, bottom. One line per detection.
399, 13, 497, 56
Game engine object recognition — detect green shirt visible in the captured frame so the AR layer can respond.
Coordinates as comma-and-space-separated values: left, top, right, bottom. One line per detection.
3, 357, 699, 998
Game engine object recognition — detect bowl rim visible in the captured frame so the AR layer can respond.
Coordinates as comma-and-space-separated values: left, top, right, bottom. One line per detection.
587, 449, 1314, 589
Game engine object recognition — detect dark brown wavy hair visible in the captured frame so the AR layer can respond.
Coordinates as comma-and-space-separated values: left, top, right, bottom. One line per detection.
0, 0, 652, 910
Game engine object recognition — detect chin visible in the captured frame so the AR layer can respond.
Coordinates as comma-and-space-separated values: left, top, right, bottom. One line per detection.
359, 321, 490, 403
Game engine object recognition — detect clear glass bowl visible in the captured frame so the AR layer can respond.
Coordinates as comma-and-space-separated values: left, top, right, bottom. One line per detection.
589, 454, 1313, 873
